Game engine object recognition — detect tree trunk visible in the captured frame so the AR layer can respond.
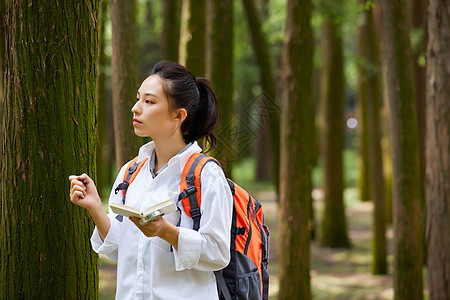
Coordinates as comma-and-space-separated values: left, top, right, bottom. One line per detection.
179, 0, 206, 77
1, 1, 99, 298
111, 0, 141, 168
0, 0, 5, 141
380, 0, 424, 298
411, 0, 427, 205
360, 1, 387, 274
426, 0, 450, 298
97, 0, 111, 197
162, 0, 181, 62
278, 0, 313, 298
242, 0, 280, 193
320, 14, 351, 248
208, 0, 234, 176
356, 24, 371, 202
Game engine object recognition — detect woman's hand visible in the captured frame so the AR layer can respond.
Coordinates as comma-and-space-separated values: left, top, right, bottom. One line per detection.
130, 216, 180, 249
68, 173, 102, 212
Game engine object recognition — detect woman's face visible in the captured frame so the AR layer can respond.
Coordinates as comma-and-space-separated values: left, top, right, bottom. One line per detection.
131, 75, 179, 139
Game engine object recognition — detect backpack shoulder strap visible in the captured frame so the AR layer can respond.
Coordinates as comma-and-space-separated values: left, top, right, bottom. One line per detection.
178, 153, 220, 231
114, 156, 149, 221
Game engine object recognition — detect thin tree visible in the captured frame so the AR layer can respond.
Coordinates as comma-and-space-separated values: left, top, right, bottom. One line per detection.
359, 1, 387, 274
320, 2, 351, 248
0, 0, 5, 138
380, 0, 424, 298
179, 0, 206, 77
278, 0, 314, 298
242, 0, 280, 193
111, 0, 141, 168
208, 0, 234, 176
426, 0, 450, 298
97, 0, 111, 196
356, 20, 371, 202
0, 1, 99, 298
162, 0, 181, 62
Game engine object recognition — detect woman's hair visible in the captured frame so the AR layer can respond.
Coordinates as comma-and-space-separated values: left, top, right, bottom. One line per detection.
150, 60, 219, 152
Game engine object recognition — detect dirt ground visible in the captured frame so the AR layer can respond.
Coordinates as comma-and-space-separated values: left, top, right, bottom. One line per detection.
98, 188, 427, 299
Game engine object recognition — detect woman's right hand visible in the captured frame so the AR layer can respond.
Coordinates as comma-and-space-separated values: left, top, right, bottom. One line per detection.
68, 173, 102, 212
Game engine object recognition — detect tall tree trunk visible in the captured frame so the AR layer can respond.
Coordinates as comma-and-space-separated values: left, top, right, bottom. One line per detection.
255, 0, 273, 183
320, 12, 351, 248
380, 0, 424, 298
179, 0, 206, 77
111, 0, 141, 168
1, 1, 99, 298
360, 1, 387, 275
0, 0, 5, 141
208, 0, 234, 176
242, 0, 280, 193
356, 24, 371, 202
426, 0, 450, 298
278, 0, 313, 298
162, 0, 181, 62
411, 0, 427, 205
97, 0, 111, 197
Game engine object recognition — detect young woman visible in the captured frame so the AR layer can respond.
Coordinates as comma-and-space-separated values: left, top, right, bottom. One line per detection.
69, 60, 233, 299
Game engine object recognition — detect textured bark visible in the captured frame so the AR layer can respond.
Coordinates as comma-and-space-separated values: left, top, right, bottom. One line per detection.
110, 0, 141, 168
278, 0, 313, 298
320, 13, 350, 248
1, 1, 99, 298
208, 0, 234, 176
380, 0, 424, 298
162, 0, 181, 62
359, 1, 387, 274
0, 0, 5, 139
242, 0, 280, 193
179, 0, 206, 77
426, 0, 450, 298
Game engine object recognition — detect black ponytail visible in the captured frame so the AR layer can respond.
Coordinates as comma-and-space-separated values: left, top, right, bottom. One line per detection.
150, 60, 220, 152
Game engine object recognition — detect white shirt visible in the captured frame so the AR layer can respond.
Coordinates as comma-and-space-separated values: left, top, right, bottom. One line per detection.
91, 141, 233, 299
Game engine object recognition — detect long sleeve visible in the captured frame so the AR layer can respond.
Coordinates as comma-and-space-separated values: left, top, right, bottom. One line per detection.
173, 162, 233, 271
90, 162, 130, 261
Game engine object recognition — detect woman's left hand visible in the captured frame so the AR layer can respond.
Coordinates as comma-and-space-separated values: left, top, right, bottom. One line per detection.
129, 216, 180, 249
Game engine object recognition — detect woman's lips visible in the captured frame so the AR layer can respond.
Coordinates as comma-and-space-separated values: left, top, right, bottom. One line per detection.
133, 118, 142, 126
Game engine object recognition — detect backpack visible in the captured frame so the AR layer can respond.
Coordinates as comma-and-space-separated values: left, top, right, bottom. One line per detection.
115, 153, 270, 300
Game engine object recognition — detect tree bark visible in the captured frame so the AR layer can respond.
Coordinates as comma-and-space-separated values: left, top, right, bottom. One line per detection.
320, 11, 351, 248
110, 0, 141, 168
359, 1, 387, 274
179, 0, 206, 77
278, 0, 313, 298
0, 0, 6, 142
242, 0, 280, 193
162, 0, 181, 63
1, 1, 99, 298
208, 0, 234, 176
380, 0, 424, 298
426, 0, 450, 298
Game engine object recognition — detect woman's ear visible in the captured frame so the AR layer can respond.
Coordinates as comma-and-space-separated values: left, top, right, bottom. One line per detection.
174, 108, 187, 124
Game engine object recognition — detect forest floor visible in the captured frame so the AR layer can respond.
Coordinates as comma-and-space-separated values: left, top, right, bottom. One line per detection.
98, 187, 428, 299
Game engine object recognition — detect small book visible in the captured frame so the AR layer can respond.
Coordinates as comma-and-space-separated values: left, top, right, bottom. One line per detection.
110, 199, 177, 224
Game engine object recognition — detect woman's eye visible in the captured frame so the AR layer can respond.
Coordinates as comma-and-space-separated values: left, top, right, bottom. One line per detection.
136, 98, 140, 102
145, 100, 154, 104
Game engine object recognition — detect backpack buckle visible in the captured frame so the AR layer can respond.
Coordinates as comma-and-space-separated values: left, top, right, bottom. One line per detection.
114, 181, 129, 194
179, 186, 197, 200
190, 207, 201, 218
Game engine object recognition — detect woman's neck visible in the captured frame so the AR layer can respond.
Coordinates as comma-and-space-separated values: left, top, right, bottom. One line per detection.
153, 135, 187, 172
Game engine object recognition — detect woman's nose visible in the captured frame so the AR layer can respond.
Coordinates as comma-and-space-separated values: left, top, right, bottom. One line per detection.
131, 101, 140, 114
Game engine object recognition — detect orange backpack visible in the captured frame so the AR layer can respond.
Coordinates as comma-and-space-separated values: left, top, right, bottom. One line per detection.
115, 153, 270, 300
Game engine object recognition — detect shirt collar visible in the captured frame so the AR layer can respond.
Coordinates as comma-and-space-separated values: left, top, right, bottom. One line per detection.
136, 140, 202, 173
